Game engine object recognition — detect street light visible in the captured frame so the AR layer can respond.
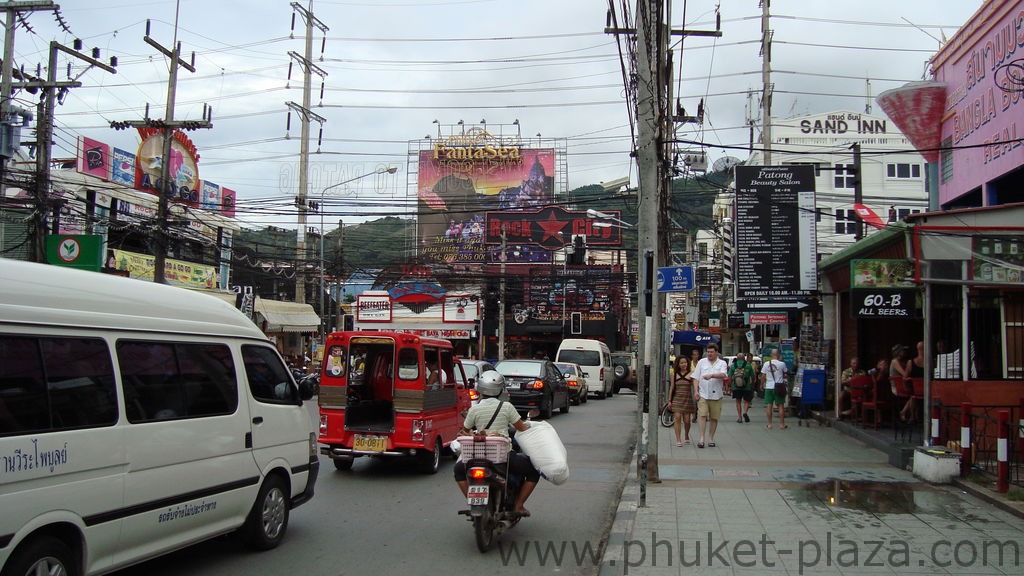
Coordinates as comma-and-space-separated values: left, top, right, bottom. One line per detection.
586, 208, 635, 228
319, 166, 398, 341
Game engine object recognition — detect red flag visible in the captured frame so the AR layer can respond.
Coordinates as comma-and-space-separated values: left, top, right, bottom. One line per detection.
853, 204, 886, 230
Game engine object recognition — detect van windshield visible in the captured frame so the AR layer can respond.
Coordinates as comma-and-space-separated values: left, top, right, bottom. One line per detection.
558, 349, 600, 366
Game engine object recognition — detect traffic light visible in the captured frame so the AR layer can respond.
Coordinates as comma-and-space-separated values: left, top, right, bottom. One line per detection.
571, 312, 582, 335
343, 314, 354, 331
570, 235, 586, 265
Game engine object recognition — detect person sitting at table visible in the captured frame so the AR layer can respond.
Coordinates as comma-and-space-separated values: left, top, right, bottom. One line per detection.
838, 357, 866, 419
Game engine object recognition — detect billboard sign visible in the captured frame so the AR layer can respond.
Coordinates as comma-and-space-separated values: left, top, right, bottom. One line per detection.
734, 165, 818, 301
416, 130, 555, 264
484, 205, 622, 250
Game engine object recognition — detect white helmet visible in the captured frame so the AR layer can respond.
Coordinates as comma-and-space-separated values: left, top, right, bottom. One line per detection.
476, 370, 506, 398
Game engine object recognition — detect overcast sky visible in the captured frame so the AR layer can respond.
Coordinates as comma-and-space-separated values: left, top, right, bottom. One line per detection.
10, 0, 984, 230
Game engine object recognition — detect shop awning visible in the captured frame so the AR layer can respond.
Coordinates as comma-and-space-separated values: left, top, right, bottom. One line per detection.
672, 330, 720, 347
255, 297, 321, 333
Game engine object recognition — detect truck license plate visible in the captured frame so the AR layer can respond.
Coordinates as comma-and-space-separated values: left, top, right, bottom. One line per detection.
467, 485, 489, 505
353, 434, 387, 452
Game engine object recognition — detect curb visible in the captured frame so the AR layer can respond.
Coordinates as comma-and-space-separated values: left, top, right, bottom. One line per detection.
596, 443, 640, 576
952, 478, 1024, 521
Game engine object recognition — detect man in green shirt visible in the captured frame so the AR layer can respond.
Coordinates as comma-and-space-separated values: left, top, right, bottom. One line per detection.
729, 352, 756, 423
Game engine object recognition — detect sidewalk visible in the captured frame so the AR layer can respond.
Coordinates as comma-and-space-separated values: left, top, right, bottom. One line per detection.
599, 397, 1024, 575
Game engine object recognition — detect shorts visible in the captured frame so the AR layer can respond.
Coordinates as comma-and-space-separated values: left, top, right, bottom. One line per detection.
696, 397, 722, 420
731, 389, 754, 401
765, 388, 787, 405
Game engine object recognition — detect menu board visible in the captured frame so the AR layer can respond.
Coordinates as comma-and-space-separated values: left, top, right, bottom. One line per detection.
734, 165, 818, 301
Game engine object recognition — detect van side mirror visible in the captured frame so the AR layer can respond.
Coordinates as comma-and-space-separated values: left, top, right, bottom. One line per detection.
297, 375, 319, 401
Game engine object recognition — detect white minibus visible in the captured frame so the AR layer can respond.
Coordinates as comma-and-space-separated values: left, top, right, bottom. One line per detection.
0, 259, 319, 576
556, 338, 615, 399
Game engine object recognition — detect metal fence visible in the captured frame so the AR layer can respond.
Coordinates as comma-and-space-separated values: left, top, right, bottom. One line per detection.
933, 402, 1023, 489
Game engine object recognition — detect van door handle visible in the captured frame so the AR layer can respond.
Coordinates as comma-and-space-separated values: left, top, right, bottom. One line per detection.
252, 416, 264, 424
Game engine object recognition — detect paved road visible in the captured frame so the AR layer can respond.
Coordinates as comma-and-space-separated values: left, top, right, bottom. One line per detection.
114, 393, 638, 576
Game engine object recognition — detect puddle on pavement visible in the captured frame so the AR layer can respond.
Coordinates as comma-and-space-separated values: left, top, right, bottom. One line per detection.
793, 479, 957, 515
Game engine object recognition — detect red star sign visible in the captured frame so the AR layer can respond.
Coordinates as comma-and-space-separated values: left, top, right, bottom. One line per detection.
537, 213, 567, 243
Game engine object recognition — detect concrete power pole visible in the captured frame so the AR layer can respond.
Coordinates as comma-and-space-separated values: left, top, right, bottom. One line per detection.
28, 41, 117, 262
288, 1, 328, 306
760, 0, 773, 165
110, 17, 211, 283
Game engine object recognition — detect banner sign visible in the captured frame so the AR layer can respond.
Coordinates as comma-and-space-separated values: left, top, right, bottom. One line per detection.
77, 137, 110, 179
46, 235, 103, 271
393, 328, 472, 340
851, 259, 918, 318
484, 205, 622, 250
525, 265, 617, 322
107, 248, 217, 289
356, 294, 393, 322
749, 313, 789, 325
735, 165, 818, 300
441, 294, 480, 323
111, 147, 136, 185
135, 127, 201, 205
416, 131, 555, 264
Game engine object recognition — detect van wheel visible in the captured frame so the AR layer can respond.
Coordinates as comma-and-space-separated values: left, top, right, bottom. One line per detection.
3, 535, 77, 576
418, 437, 442, 474
333, 457, 354, 471
242, 475, 290, 550
596, 391, 606, 399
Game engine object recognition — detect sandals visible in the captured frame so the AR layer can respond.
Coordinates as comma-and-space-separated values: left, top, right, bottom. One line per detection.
779, 424, 789, 430
697, 442, 705, 449
675, 441, 683, 447
512, 509, 531, 518
684, 439, 691, 445
736, 418, 744, 423
765, 424, 772, 430
708, 442, 716, 447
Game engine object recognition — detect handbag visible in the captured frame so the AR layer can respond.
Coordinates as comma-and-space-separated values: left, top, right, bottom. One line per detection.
769, 362, 787, 396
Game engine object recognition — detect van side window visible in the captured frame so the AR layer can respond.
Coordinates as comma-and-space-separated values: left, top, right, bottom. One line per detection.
397, 347, 418, 380
242, 345, 298, 404
0, 335, 117, 436
118, 341, 237, 422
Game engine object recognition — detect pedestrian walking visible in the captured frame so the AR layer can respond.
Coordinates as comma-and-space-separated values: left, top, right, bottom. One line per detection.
667, 355, 697, 445
761, 348, 789, 429
692, 344, 728, 448
729, 352, 756, 423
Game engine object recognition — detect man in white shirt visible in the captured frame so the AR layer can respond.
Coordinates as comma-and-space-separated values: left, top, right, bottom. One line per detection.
692, 344, 729, 448
760, 348, 789, 429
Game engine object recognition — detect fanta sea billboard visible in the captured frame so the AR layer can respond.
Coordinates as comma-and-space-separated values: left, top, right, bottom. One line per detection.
417, 130, 555, 265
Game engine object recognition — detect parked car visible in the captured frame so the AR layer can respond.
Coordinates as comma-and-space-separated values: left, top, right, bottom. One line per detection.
610, 351, 637, 393
554, 362, 589, 405
456, 358, 497, 405
494, 359, 570, 419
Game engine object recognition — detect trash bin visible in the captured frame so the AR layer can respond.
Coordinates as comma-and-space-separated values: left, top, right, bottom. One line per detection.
798, 369, 826, 422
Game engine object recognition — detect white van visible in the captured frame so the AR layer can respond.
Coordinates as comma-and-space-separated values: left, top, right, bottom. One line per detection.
556, 338, 615, 399
0, 259, 319, 576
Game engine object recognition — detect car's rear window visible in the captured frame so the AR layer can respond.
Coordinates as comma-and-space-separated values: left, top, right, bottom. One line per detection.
558, 349, 600, 366
496, 361, 542, 377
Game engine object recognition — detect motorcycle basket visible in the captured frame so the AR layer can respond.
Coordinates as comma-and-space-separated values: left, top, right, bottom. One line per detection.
456, 435, 511, 464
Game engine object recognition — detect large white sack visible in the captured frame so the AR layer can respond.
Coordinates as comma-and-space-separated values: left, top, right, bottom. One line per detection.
516, 420, 569, 485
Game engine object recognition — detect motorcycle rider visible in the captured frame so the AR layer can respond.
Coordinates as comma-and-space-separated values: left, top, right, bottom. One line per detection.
454, 370, 540, 517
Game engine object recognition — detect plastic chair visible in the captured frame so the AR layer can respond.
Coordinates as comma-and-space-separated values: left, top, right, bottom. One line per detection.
847, 375, 871, 424
859, 377, 890, 430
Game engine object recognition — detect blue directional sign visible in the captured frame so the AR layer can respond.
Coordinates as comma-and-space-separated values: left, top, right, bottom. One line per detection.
656, 265, 694, 292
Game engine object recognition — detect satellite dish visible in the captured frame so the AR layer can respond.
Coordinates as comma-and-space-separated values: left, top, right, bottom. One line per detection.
712, 156, 742, 173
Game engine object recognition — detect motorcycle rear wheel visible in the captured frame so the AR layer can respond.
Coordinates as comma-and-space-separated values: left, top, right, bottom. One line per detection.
473, 507, 496, 552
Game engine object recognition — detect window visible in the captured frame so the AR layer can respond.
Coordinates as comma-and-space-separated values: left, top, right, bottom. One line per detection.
834, 164, 856, 189
886, 163, 922, 179
242, 345, 297, 404
834, 209, 858, 235
0, 336, 117, 436
786, 162, 822, 177
941, 137, 954, 183
398, 347, 419, 380
119, 341, 237, 421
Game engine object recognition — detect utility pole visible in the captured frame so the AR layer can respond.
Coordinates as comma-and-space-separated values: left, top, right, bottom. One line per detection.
288, 1, 328, 306
12, 39, 117, 262
852, 142, 864, 240
1, 1, 56, 256
611, 0, 721, 506
110, 17, 211, 283
760, 0, 773, 165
